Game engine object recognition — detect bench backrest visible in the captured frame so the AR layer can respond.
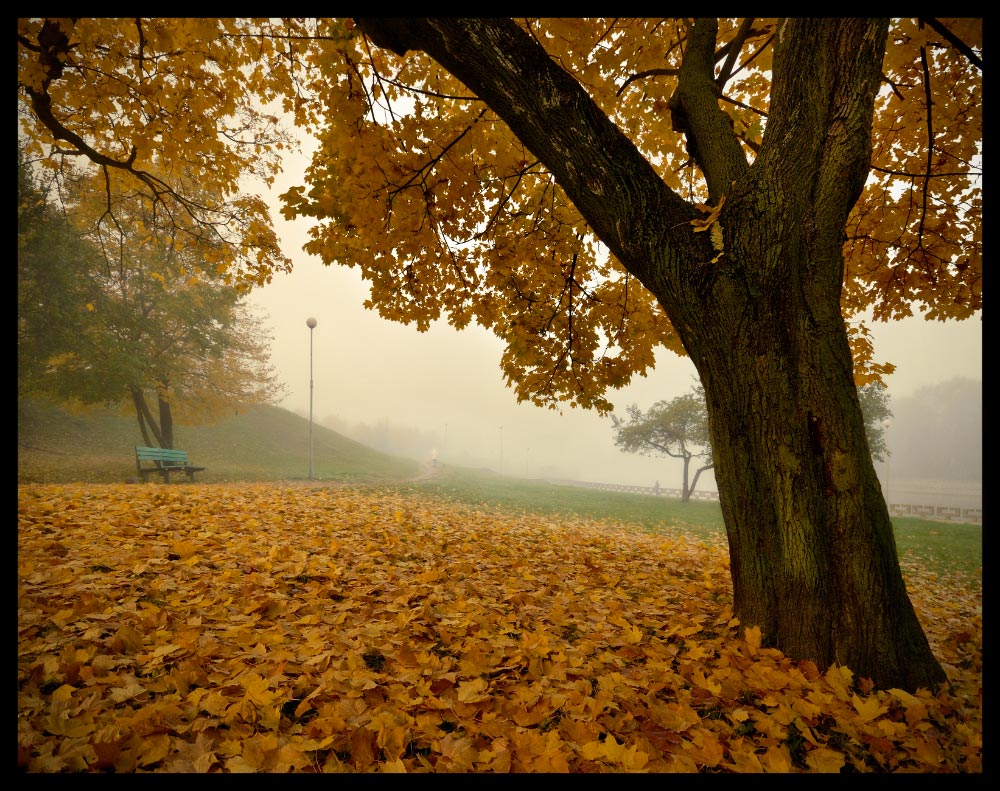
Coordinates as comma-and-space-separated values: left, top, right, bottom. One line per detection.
135, 446, 190, 467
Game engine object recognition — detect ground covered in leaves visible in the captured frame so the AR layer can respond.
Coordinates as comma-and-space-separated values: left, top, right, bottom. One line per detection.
17, 483, 981, 773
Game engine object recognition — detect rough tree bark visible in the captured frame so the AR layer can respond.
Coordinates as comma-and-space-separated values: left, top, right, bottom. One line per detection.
356, 17, 946, 691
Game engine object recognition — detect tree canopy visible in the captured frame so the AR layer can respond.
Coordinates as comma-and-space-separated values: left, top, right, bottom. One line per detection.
857, 382, 893, 464
17, 18, 982, 412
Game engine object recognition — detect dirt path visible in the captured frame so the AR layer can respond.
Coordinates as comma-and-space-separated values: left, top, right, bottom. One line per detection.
403, 461, 442, 484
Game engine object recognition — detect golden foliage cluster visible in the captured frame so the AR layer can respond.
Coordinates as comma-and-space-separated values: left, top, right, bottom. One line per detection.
17, 19, 981, 409
16, 18, 300, 290
18, 484, 980, 773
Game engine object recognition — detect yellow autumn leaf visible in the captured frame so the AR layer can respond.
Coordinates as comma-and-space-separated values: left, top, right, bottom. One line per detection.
456, 677, 491, 703
438, 733, 479, 770
171, 541, 198, 559
685, 642, 712, 661
110, 624, 145, 654
887, 688, 921, 708
792, 698, 823, 719
727, 740, 765, 772
620, 743, 650, 771
598, 734, 625, 763
690, 195, 726, 231
193, 750, 220, 773
41, 713, 96, 738
688, 729, 724, 768
649, 701, 702, 732
805, 747, 846, 773
108, 679, 147, 703
224, 754, 259, 773
622, 621, 643, 644
851, 693, 889, 722
691, 668, 722, 695
138, 733, 172, 767
762, 744, 794, 773
824, 664, 854, 701
580, 739, 606, 761
200, 690, 230, 717
381, 757, 407, 773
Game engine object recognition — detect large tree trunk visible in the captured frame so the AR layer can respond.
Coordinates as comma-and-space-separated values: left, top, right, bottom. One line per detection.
685, 213, 943, 690
357, 17, 947, 690
676, 19, 945, 690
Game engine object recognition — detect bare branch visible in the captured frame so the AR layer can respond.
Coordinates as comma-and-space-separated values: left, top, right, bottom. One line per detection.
715, 17, 756, 88
920, 17, 983, 70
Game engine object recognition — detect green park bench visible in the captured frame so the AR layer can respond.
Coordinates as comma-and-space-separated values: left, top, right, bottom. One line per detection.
135, 445, 206, 483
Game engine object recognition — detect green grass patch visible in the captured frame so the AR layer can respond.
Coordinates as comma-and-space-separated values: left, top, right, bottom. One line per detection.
891, 517, 983, 578
404, 465, 981, 578
400, 464, 726, 540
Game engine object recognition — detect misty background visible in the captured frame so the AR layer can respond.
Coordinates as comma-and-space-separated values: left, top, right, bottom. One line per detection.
247, 147, 982, 511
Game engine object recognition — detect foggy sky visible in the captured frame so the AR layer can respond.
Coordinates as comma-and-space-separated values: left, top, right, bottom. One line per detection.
246, 150, 982, 489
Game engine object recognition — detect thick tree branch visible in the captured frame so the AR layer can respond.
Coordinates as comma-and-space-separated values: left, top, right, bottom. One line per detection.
764, 19, 889, 224
355, 17, 699, 295
668, 18, 749, 203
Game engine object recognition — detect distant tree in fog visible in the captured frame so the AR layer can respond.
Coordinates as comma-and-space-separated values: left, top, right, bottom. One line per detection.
17, 147, 285, 449
858, 382, 892, 463
611, 386, 713, 503
888, 377, 981, 481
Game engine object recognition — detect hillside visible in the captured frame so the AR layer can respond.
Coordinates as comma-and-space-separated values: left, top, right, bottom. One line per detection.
17, 398, 421, 484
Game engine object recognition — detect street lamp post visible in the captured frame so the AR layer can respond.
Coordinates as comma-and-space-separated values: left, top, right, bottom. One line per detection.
306, 317, 317, 480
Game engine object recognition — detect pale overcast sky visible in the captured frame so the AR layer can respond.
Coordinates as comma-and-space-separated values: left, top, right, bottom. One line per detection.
247, 150, 982, 488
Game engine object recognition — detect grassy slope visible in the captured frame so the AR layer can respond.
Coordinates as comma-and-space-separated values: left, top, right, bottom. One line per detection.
17, 398, 420, 484
17, 398, 981, 577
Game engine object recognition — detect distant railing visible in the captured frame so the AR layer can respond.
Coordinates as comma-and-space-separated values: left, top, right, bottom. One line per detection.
546, 478, 982, 525
888, 503, 982, 525
545, 478, 720, 500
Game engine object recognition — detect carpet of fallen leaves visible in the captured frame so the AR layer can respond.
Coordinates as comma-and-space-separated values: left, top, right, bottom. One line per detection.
17, 483, 981, 773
